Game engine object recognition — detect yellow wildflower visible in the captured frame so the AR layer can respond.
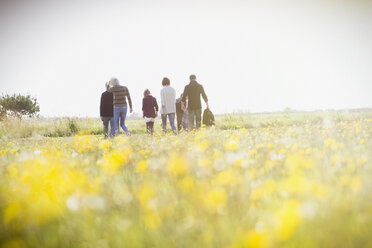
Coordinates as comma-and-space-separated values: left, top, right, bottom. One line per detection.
225, 137, 239, 151
99, 148, 130, 174
203, 187, 227, 214
275, 200, 301, 240
243, 230, 269, 248
167, 154, 188, 178
136, 160, 148, 173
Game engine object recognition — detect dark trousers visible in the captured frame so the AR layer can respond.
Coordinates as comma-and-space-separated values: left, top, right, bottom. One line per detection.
102, 117, 114, 138
146, 121, 154, 135
176, 110, 184, 131
188, 109, 202, 130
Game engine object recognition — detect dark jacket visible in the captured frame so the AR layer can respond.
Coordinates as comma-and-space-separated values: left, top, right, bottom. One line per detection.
100, 91, 113, 117
142, 95, 159, 118
182, 80, 208, 110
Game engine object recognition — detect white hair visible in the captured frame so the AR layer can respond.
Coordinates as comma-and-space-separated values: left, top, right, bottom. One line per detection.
110, 77, 120, 86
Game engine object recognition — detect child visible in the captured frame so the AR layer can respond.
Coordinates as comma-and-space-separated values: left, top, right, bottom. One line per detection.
142, 89, 159, 135
176, 94, 184, 132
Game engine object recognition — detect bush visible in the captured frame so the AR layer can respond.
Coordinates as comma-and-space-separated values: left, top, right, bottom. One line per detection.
68, 118, 79, 135
0, 94, 40, 120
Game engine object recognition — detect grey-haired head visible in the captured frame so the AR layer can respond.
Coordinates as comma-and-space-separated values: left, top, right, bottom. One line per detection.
110, 77, 120, 86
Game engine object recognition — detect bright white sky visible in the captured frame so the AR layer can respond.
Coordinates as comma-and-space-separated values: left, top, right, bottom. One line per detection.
0, 0, 371, 117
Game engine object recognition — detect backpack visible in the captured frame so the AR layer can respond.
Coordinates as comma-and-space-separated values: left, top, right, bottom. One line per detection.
202, 108, 215, 127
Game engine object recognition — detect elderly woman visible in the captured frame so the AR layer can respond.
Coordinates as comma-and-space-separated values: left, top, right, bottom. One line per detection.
108, 77, 133, 136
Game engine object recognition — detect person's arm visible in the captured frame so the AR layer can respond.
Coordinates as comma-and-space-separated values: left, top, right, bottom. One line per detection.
200, 85, 209, 109
172, 88, 177, 111
127, 88, 133, 113
154, 98, 159, 111
154, 98, 159, 117
142, 98, 145, 118
160, 89, 166, 115
100, 94, 104, 120
181, 86, 188, 111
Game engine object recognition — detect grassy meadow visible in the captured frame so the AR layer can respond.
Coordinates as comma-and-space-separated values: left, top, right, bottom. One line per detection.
1, 111, 372, 247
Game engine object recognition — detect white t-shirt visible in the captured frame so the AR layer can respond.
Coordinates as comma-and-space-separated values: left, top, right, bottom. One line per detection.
160, 86, 176, 114
144, 117, 156, 123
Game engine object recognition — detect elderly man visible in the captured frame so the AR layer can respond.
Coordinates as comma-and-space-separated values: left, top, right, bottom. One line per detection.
108, 77, 133, 135
100, 82, 114, 138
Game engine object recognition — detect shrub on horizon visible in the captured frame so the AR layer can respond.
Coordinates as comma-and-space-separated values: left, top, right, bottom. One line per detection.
0, 93, 40, 120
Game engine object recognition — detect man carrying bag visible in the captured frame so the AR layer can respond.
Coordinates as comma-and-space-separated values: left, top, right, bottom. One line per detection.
181, 74, 209, 131
203, 108, 215, 127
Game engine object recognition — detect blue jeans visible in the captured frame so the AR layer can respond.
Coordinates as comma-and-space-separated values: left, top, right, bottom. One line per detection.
102, 117, 114, 138
188, 109, 202, 130
161, 113, 177, 133
114, 106, 130, 135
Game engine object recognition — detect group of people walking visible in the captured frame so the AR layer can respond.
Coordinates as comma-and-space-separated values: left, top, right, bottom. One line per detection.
100, 74, 211, 137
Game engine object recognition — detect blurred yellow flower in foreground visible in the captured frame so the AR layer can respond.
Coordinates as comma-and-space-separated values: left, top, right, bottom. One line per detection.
136, 160, 148, 173
203, 187, 227, 214
3, 156, 88, 227
99, 139, 112, 152
167, 153, 188, 178
215, 169, 241, 186
99, 148, 130, 174
225, 137, 240, 151
0, 112, 371, 247
275, 200, 301, 241
143, 212, 162, 229
244, 230, 269, 248
137, 183, 155, 210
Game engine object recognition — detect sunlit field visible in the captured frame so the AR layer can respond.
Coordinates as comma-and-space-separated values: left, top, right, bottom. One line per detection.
1, 111, 372, 248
